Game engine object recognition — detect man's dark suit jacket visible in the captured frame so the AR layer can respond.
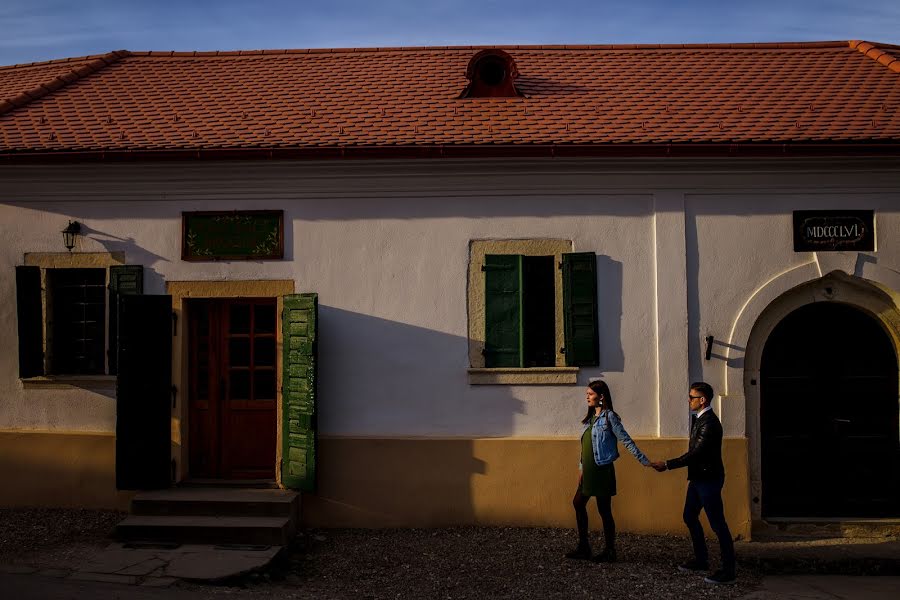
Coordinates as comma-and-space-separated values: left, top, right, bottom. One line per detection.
666, 409, 725, 481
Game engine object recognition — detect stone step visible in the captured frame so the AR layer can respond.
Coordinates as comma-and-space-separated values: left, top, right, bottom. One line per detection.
754, 518, 900, 540
115, 515, 295, 546
131, 488, 299, 518
180, 478, 280, 489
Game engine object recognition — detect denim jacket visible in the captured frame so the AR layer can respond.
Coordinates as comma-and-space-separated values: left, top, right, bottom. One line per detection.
580, 409, 649, 468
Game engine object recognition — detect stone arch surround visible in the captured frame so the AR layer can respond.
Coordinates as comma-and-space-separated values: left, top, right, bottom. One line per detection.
723, 259, 900, 519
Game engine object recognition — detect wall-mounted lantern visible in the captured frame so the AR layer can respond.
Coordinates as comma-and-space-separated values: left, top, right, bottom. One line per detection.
62, 221, 81, 251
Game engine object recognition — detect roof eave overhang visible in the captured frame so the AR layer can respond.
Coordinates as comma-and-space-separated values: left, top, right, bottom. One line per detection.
1, 142, 899, 164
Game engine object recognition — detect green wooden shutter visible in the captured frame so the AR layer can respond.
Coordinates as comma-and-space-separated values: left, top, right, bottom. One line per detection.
483, 254, 523, 368
15, 266, 44, 378
108, 265, 143, 375
282, 293, 317, 491
116, 294, 172, 490
562, 252, 599, 367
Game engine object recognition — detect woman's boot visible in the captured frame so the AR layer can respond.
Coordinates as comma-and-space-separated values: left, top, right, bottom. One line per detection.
591, 529, 616, 562
590, 547, 616, 563
565, 540, 592, 560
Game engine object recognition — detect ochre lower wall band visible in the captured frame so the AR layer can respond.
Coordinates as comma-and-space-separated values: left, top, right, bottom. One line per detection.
302, 437, 751, 538
0, 431, 750, 539
0, 430, 132, 510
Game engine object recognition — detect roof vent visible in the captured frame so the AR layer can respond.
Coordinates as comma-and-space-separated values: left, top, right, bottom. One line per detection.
460, 49, 522, 98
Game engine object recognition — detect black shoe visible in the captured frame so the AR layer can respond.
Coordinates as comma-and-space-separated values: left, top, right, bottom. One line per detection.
704, 569, 736, 585
565, 545, 592, 560
590, 549, 616, 563
677, 559, 709, 573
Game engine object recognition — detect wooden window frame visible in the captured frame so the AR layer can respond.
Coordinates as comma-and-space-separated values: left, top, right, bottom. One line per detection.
467, 240, 578, 385
20, 252, 126, 389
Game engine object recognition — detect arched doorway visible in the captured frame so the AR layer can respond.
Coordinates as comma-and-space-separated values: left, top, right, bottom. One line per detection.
761, 301, 899, 518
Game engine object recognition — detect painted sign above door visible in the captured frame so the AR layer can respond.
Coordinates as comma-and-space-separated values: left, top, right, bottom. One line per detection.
793, 210, 875, 252
182, 210, 284, 261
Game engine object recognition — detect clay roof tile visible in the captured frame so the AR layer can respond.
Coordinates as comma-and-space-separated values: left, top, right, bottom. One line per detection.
1, 42, 899, 159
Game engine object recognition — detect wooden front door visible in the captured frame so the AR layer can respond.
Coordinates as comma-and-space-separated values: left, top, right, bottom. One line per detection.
188, 298, 277, 479
761, 302, 900, 518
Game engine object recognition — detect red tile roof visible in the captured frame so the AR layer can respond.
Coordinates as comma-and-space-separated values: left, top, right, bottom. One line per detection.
0, 54, 114, 108
0, 41, 898, 161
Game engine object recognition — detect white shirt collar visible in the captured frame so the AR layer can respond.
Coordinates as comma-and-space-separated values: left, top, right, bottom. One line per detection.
695, 406, 713, 418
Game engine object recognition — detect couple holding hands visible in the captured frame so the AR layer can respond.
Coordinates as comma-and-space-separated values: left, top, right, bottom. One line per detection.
567, 379, 736, 585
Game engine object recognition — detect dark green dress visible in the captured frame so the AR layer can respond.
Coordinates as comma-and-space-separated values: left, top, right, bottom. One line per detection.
581, 416, 617, 497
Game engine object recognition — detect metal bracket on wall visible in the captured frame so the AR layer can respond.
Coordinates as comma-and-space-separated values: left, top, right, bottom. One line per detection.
704, 335, 714, 361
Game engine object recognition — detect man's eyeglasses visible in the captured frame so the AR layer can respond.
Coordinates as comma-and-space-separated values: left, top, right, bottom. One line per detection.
688, 395, 704, 400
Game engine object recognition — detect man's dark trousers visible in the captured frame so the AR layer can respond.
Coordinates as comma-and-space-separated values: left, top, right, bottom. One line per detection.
683, 477, 735, 572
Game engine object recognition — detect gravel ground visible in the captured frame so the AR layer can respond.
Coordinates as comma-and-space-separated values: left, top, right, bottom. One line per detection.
1, 509, 762, 598
0, 507, 125, 566
256, 527, 762, 600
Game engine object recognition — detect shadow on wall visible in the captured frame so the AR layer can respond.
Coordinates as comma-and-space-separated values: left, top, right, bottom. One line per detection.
596, 255, 625, 372
78, 222, 169, 267
80, 224, 169, 294
685, 212, 703, 383
307, 306, 530, 527
7, 203, 296, 264
0, 431, 131, 510
3, 189, 649, 221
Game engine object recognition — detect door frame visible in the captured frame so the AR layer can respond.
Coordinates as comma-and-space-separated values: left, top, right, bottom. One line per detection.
740, 270, 900, 520
167, 280, 294, 485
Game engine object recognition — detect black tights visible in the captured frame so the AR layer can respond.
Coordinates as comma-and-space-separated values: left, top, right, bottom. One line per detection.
572, 487, 615, 550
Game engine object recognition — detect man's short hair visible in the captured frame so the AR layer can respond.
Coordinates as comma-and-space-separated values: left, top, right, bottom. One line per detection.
690, 381, 714, 403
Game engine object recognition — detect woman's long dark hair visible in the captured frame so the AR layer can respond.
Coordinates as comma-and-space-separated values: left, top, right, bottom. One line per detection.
582, 379, 615, 424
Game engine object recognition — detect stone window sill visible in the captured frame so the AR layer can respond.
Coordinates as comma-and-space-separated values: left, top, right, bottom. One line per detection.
467, 367, 579, 385
21, 375, 117, 390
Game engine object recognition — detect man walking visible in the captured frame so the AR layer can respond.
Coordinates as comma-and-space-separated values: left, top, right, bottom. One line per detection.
651, 382, 735, 584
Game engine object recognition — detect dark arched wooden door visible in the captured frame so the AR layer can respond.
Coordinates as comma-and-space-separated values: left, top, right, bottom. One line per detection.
761, 302, 899, 518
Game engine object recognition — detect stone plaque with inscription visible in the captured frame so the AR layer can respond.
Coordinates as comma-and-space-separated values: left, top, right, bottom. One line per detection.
793, 210, 874, 252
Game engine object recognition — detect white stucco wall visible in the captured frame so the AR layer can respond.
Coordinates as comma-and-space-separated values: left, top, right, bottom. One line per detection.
1, 158, 899, 441
687, 193, 900, 436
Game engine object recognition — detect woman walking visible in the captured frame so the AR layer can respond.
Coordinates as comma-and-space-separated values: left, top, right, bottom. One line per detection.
566, 379, 651, 562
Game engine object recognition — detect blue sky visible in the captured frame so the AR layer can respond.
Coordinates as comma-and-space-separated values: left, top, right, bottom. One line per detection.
2, 0, 899, 65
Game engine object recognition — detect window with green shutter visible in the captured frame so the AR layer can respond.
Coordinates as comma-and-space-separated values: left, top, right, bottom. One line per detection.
282, 293, 318, 491
562, 252, 599, 367
483, 254, 523, 367
13, 262, 144, 378
108, 265, 144, 375
116, 294, 172, 490
482, 251, 598, 370
15, 266, 44, 378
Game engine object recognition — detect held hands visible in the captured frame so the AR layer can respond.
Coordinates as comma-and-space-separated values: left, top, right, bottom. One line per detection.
645, 460, 667, 472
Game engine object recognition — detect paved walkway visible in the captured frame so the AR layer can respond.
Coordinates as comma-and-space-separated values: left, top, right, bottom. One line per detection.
3, 570, 899, 599
741, 575, 900, 599
0, 542, 281, 587
0, 571, 286, 599
736, 536, 900, 575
